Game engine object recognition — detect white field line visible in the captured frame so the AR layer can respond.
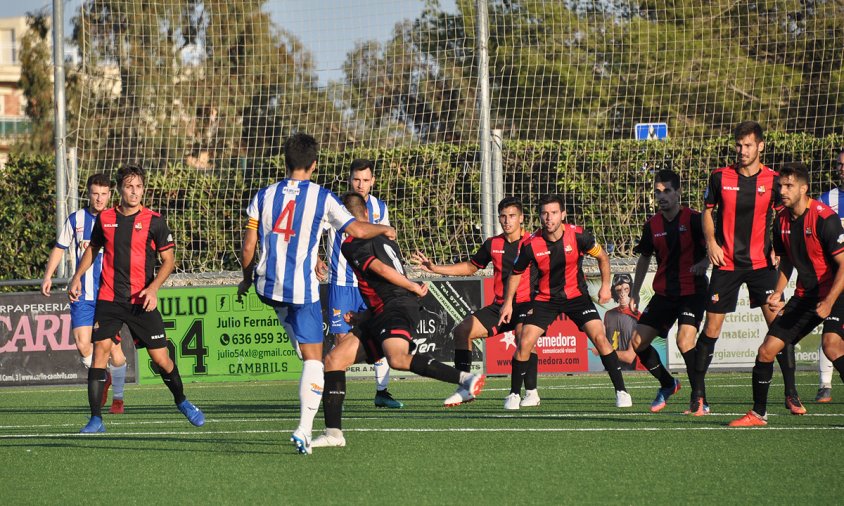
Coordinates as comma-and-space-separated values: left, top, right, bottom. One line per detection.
2, 425, 844, 439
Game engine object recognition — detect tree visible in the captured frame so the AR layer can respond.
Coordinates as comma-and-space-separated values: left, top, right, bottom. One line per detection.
14, 11, 54, 155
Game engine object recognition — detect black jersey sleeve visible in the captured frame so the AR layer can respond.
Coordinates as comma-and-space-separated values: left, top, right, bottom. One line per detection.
576, 228, 597, 254
772, 214, 786, 257
342, 238, 377, 273
633, 221, 654, 256
704, 171, 721, 208
151, 215, 175, 252
91, 214, 105, 249
819, 213, 844, 257
469, 238, 493, 268
512, 241, 535, 275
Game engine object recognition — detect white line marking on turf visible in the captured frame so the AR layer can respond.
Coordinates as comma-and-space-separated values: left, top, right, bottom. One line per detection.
1, 425, 843, 439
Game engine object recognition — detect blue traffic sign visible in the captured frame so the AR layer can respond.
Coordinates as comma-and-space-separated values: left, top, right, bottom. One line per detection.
635, 122, 668, 140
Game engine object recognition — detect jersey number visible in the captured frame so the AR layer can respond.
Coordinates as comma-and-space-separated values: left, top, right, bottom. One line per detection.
383, 244, 404, 274
273, 200, 296, 241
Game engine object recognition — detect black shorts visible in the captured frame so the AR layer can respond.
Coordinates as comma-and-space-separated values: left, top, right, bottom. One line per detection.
354, 300, 419, 363
523, 296, 601, 331
767, 296, 844, 344
92, 301, 168, 350
472, 302, 530, 336
639, 293, 707, 337
707, 267, 778, 313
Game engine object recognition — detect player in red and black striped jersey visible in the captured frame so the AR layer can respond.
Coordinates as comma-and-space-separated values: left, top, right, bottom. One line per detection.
498, 194, 633, 408
313, 193, 486, 449
628, 170, 710, 413
68, 164, 204, 433
698, 121, 801, 416
412, 197, 540, 408
731, 164, 844, 427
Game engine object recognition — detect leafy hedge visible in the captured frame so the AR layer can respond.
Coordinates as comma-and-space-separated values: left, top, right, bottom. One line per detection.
3, 133, 842, 281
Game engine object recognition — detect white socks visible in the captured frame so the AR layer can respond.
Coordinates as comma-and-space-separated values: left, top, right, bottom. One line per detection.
373, 357, 390, 391
81, 354, 93, 369
110, 363, 127, 400
298, 360, 324, 436
819, 344, 833, 388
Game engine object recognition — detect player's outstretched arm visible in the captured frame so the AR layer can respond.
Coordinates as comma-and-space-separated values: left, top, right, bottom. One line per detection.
345, 220, 396, 241
367, 258, 428, 297
410, 250, 478, 276
41, 246, 65, 297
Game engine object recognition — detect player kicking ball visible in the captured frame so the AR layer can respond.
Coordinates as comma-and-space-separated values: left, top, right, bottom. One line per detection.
311, 193, 486, 448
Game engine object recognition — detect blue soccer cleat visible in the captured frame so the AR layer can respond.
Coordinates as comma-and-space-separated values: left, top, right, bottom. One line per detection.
177, 399, 205, 427
80, 416, 105, 434
650, 379, 681, 413
291, 429, 312, 455
374, 390, 404, 409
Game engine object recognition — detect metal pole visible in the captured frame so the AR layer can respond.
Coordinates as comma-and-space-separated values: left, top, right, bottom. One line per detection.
491, 128, 504, 234
68, 147, 78, 213
52, 0, 68, 277
477, 0, 492, 239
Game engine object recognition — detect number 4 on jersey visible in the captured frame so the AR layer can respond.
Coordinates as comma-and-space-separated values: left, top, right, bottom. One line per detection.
273, 200, 296, 241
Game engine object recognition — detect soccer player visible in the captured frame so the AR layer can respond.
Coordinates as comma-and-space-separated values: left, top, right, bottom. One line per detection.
628, 169, 710, 413
603, 273, 640, 370
730, 163, 844, 427
814, 147, 844, 403
318, 159, 403, 409
498, 194, 633, 407
412, 197, 539, 409
42, 174, 128, 414
312, 192, 486, 448
69, 164, 205, 433
238, 133, 396, 455
696, 121, 802, 416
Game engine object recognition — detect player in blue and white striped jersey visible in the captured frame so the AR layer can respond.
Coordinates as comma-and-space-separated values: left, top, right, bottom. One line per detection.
816, 148, 844, 403
239, 133, 396, 456
41, 173, 128, 414
317, 159, 404, 409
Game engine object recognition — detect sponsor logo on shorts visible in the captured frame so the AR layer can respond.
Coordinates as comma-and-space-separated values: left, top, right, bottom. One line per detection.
711, 294, 719, 302
826, 316, 840, 322
682, 311, 695, 318
150, 333, 165, 340
93, 322, 99, 329
765, 289, 774, 295
582, 309, 597, 315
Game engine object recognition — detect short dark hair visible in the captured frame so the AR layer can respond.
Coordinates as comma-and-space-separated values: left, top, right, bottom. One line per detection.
497, 196, 523, 214
654, 169, 680, 190
283, 132, 319, 172
779, 162, 809, 185
537, 194, 565, 214
734, 121, 764, 142
115, 164, 145, 188
349, 158, 375, 176
86, 173, 111, 189
341, 191, 367, 219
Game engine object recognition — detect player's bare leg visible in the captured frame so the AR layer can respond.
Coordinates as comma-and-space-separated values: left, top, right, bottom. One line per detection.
633, 325, 682, 412
73, 327, 94, 368
146, 345, 204, 427
380, 338, 485, 400
729, 334, 787, 426
444, 315, 488, 406
821, 334, 844, 395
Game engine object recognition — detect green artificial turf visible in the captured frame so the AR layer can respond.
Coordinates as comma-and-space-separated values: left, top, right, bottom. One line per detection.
1, 372, 842, 505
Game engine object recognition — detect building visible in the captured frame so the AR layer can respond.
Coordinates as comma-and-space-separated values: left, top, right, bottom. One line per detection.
0, 16, 32, 167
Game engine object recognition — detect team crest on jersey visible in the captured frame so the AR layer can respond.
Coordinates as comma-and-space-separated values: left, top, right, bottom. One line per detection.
711, 293, 719, 303
757, 185, 766, 194
93, 321, 99, 330
679, 225, 687, 232
134, 222, 143, 230
818, 205, 825, 212
805, 227, 812, 236
564, 245, 573, 253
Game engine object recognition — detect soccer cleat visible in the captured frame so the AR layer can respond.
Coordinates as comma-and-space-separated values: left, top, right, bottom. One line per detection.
615, 390, 633, 408
729, 410, 768, 427
504, 393, 521, 410
177, 399, 205, 427
291, 429, 312, 455
311, 429, 346, 448
374, 390, 404, 409
650, 379, 681, 413
815, 387, 832, 403
784, 395, 807, 415
464, 374, 486, 398
520, 389, 541, 408
80, 416, 105, 433
685, 397, 710, 416
443, 387, 474, 407
108, 399, 124, 415
100, 371, 112, 407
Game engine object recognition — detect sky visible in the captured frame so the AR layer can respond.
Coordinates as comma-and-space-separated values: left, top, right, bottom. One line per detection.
0, 0, 457, 85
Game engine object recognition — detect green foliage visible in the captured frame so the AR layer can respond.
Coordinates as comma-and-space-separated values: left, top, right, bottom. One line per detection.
0, 154, 58, 282
7, 133, 841, 280
13, 11, 54, 155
